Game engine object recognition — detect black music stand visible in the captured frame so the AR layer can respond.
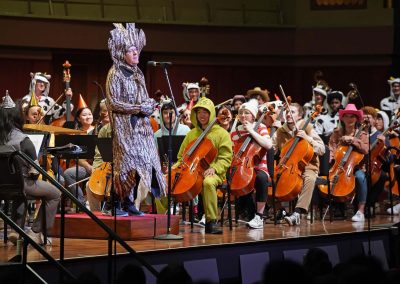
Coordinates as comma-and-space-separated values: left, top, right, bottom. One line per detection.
97, 138, 112, 163
53, 135, 97, 208
96, 138, 114, 213
154, 122, 185, 240
156, 136, 185, 164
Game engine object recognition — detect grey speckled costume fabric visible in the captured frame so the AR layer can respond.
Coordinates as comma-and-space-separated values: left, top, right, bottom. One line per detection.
106, 23, 166, 201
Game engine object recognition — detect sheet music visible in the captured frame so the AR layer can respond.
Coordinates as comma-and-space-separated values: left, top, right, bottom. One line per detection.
27, 134, 45, 157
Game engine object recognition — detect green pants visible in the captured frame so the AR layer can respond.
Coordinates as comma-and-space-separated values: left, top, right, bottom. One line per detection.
202, 174, 223, 221
155, 174, 223, 221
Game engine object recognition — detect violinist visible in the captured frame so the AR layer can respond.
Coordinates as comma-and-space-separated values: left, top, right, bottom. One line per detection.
63, 96, 95, 205
174, 97, 232, 234
230, 100, 273, 229
272, 103, 325, 226
328, 104, 368, 222
21, 72, 73, 124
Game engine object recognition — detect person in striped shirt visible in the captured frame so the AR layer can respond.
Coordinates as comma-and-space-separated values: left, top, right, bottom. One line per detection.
230, 99, 273, 229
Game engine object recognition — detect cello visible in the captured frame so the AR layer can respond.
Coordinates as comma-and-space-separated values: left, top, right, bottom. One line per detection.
274, 106, 322, 201
170, 109, 229, 202
88, 162, 112, 200
384, 128, 400, 197
319, 118, 369, 202
51, 60, 73, 127
229, 105, 274, 197
370, 116, 399, 186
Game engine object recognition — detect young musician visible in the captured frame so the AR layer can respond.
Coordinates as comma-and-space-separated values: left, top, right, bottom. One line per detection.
272, 103, 325, 226
153, 99, 190, 214
106, 23, 166, 215
328, 104, 368, 222
174, 97, 232, 234
0, 93, 60, 245
217, 105, 233, 132
361, 107, 390, 213
63, 98, 95, 205
230, 99, 273, 229
24, 94, 45, 124
21, 72, 73, 124
381, 77, 400, 119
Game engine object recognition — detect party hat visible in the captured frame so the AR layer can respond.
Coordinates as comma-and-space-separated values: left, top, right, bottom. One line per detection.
2, 90, 16, 109
77, 94, 88, 110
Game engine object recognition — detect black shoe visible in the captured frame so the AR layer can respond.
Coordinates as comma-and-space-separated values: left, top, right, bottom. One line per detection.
274, 208, 287, 221
205, 220, 222, 234
124, 202, 144, 216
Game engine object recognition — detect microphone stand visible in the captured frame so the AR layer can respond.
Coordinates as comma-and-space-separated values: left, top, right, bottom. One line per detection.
154, 112, 183, 240
366, 124, 372, 256
93, 81, 118, 282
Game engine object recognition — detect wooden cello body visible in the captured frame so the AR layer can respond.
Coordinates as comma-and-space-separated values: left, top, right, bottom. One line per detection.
275, 138, 314, 201
385, 135, 400, 196
370, 139, 386, 186
230, 106, 272, 197
319, 121, 367, 202
370, 119, 399, 186
319, 144, 364, 202
171, 138, 217, 202
171, 110, 228, 202
230, 140, 266, 197
88, 162, 112, 200
274, 107, 321, 201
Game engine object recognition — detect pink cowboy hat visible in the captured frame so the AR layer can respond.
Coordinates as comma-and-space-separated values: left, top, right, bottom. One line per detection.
339, 103, 364, 122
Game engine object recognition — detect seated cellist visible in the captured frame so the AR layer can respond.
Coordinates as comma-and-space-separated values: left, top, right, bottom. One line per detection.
230, 99, 273, 229
174, 97, 232, 234
328, 104, 368, 222
271, 103, 325, 226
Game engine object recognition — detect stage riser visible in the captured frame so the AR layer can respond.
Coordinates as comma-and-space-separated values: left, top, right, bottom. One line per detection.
49, 213, 180, 240
31, 228, 398, 284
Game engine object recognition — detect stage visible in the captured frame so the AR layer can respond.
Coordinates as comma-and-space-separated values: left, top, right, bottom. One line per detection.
1, 211, 399, 283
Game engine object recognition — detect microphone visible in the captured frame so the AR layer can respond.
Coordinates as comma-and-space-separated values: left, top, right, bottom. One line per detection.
147, 61, 172, 67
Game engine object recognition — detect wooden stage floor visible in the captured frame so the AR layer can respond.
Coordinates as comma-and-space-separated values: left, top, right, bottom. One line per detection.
1, 213, 399, 264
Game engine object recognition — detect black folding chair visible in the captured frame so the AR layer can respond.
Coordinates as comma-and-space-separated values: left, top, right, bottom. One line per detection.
0, 146, 47, 244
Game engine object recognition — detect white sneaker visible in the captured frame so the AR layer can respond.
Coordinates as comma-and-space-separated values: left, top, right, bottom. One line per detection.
351, 210, 365, 222
247, 215, 264, 229
199, 215, 206, 226
284, 212, 300, 226
386, 203, 400, 215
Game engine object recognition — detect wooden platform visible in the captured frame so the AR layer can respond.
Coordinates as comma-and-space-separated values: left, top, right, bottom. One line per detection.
49, 213, 180, 240
0, 213, 398, 263
1, 213, 399, 283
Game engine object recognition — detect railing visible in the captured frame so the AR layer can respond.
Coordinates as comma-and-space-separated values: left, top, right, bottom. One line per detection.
0, 210, 76, 283
1, 150, 159, 283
